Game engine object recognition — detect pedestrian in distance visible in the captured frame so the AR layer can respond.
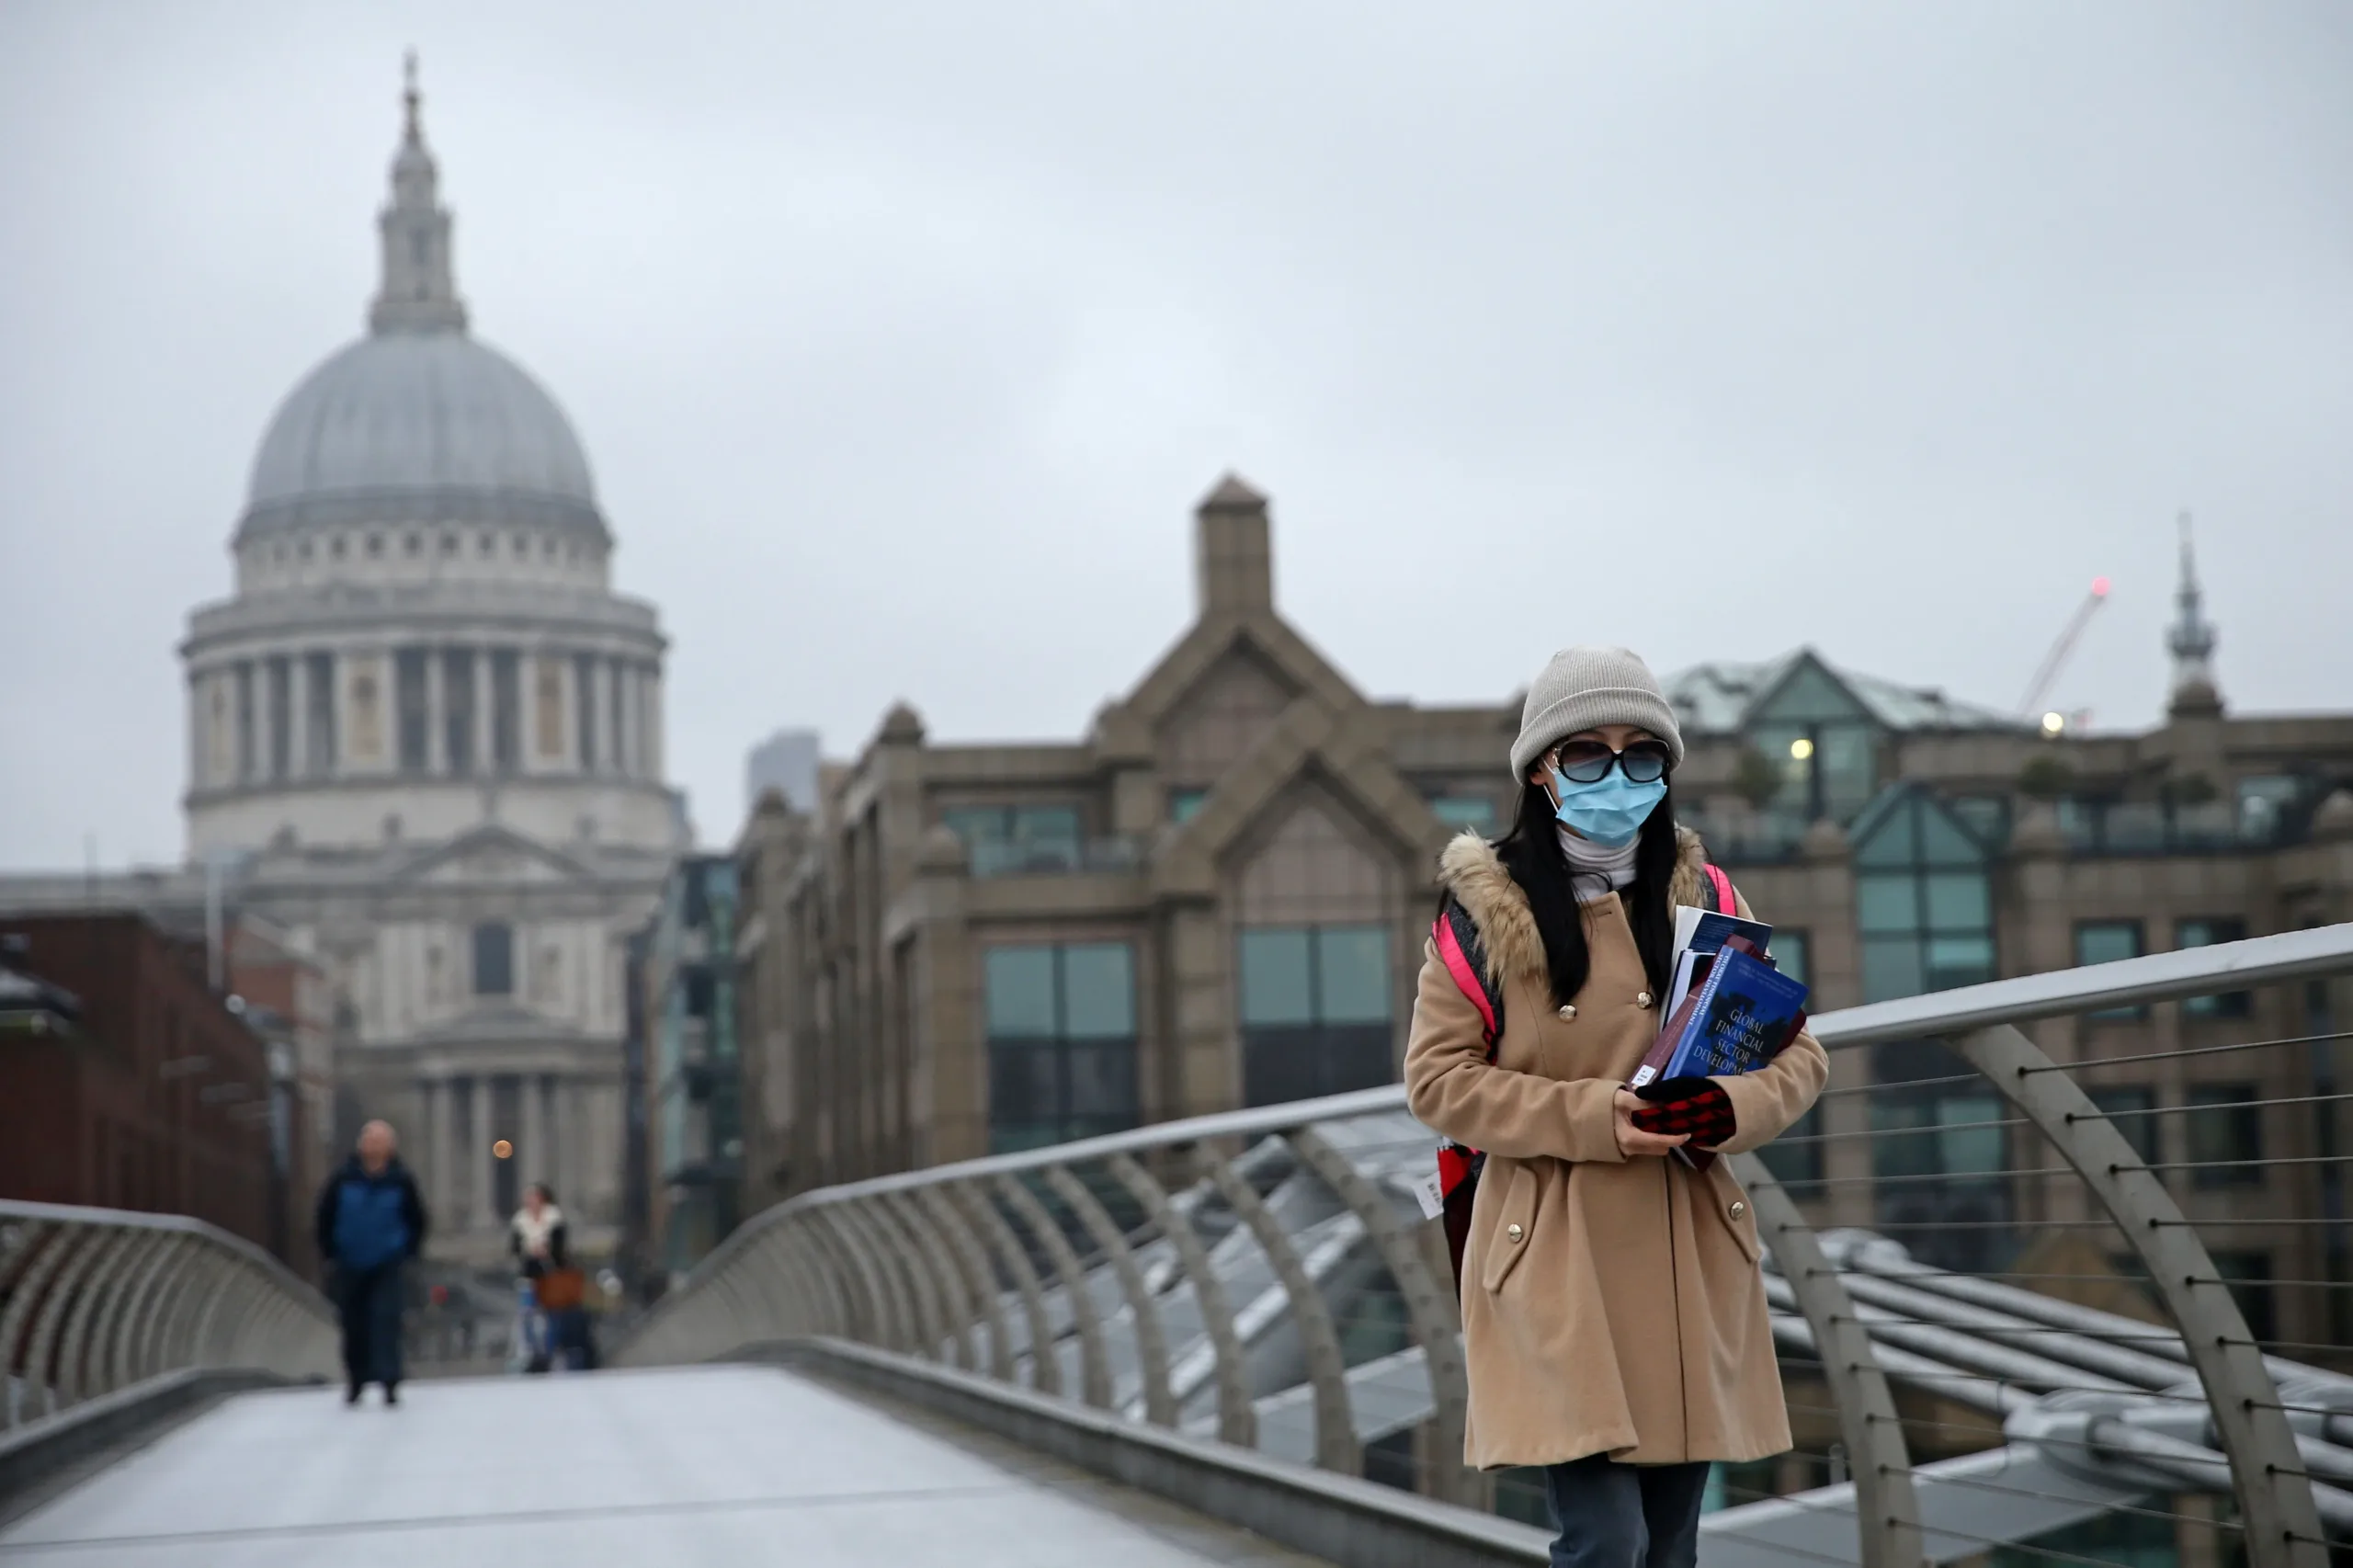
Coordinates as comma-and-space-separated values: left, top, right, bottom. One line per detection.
509, 1182, 567, 1283
314, 1119, 428, 1406
510, 1183, 587, 1372
1404, 647, 1828, 1568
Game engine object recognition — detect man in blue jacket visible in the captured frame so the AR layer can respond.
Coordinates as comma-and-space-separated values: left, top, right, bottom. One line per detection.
314, 1119, 429, 1405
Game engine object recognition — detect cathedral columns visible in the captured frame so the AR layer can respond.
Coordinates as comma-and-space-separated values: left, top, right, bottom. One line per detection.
244, 661, 269, 784
424, 647, 447, 774
472, 652, 494, 778
616, 661, 639, 779
641, 665, 663, 780
287, 654, 311, 780
549, 1074, 572, 1209
521, 1070, 548, 1193
589, 661, 611, 777
427, 1071, 454, 1220
569, 1076, 588, 1211
471, 1076, 496, 1231
188, 669, 208, 790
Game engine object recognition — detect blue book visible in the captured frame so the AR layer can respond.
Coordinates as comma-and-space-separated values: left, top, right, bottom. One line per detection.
1658, 944, 1811, 1082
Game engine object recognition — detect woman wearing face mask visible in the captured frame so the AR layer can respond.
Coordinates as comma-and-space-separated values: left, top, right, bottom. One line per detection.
1404, 646, 1826, 1568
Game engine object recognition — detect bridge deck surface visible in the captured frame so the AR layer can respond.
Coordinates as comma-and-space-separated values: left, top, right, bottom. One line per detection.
0, 1364, 1321, 1567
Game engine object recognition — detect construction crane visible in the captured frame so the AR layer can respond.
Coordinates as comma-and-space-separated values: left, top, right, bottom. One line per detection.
2017, 576, 2111, 732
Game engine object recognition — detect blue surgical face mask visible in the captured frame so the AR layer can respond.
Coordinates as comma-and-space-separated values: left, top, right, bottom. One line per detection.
1550, 767, 1666, 849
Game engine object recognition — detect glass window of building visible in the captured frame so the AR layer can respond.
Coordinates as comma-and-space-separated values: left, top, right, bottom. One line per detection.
472, 922, 514, 996
1947, 795, 2009, 847
2186, 1085, 2262, 1187
1768, 929, 1810, 989
1745, 657, 1881, 823
2234, 776, 2303, 843
2086, 1085, 2159, 1165
1237, 924, 1393, 1107
1756, 1108, 1822, 1194
943, 804, 1085, 876
2177, 918, 2253, 1018
983, 942, 1138, 1153
1168, 789, 1209, 824
2075, 920, 2145, 1019
1868, 1037, 2010, 1271
2206, 1250, 2277, 1342
1851, 787, 1995, 1003
1427, 794, 1497, 835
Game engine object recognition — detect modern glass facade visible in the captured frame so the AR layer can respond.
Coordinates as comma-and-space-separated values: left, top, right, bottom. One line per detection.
1746, 657, 1881, 824
1852, 787, 1996, 1003
983, 942, 1140, 1153
648, 856, 742, 1278
1848, 787, 2008, 1268
1237, 924, 1392, 1106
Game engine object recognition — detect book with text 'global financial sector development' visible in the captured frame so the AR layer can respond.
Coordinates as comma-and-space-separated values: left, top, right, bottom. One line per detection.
1658, 943, 1809, 1081
1631, 938, 1810, 1172
1631, 937, 1810, 1090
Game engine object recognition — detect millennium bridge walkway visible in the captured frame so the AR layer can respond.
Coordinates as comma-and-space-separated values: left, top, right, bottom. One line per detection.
3, 926, 2349, 1568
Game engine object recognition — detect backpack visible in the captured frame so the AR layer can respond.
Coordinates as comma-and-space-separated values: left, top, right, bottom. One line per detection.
1431, 861, 1734, 1296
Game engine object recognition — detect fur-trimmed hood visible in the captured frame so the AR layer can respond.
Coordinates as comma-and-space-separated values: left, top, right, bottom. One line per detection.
1436, 826, 1711, 990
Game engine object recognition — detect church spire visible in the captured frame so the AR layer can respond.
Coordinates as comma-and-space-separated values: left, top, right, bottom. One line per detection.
369, 51, 468, 335
2166, 510, 2222, 715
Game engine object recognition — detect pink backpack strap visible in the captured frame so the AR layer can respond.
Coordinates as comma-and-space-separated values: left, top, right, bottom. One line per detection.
1704, 862, 1735, 915
1431, 910, 1498, 1049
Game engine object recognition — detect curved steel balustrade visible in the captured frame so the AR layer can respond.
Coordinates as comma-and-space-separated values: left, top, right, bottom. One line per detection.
619, 925, 2353, 1568
0, 1201, 337, 1432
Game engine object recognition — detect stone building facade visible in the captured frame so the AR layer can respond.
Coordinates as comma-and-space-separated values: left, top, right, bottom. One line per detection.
739, 477, 2353, 1345
0, 69, 687, 1270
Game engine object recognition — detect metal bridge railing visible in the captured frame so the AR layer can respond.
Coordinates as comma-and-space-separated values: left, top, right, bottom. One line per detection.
0, 1200, 336, 1432
615, 926, 2353, 1568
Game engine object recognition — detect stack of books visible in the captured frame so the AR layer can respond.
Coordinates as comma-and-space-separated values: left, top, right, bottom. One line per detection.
1631, 905, 1811, 1169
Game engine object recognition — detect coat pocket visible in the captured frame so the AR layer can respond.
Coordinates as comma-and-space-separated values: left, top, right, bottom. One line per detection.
1702, 1163, 1763, 1267
1478, 1160, 1540, 1293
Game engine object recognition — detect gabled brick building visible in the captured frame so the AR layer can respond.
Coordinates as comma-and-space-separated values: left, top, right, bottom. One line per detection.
739, 479, 2353, 1346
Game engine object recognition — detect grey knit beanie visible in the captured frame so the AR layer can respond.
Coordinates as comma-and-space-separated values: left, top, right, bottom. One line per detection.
1510, 646, 1685, 782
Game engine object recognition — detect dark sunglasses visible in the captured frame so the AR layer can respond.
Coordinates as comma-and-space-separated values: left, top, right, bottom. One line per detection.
1552, 738, 1673, 785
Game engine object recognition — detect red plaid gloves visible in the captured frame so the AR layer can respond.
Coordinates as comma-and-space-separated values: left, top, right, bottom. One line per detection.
1630, 1076, 1736, 1149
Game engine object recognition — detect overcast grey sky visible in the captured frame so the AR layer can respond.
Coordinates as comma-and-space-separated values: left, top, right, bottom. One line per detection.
4, 2, 2349, 869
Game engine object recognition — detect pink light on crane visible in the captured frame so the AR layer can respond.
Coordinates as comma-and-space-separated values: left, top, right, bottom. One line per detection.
2018, 577, 2115, 718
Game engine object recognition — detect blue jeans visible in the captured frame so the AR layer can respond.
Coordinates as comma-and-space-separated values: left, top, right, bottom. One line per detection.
1543, 1453, 1711, 1568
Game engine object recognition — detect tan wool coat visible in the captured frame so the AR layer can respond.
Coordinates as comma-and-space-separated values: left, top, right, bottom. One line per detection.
1404, 830, 1828, 1471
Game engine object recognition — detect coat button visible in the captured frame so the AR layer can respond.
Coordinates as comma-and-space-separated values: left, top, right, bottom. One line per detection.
1637, 991, 1654, 1008
1506, 1223, 1525, 1243
1729, 1201, 1747, 1220
1556, 1004, 1577, 1021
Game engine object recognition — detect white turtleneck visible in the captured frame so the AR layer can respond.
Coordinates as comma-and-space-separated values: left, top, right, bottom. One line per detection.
1557, 826, 1640, 903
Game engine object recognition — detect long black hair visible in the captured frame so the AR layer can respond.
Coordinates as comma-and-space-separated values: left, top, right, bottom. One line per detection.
1492, 776, 1679, 1008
